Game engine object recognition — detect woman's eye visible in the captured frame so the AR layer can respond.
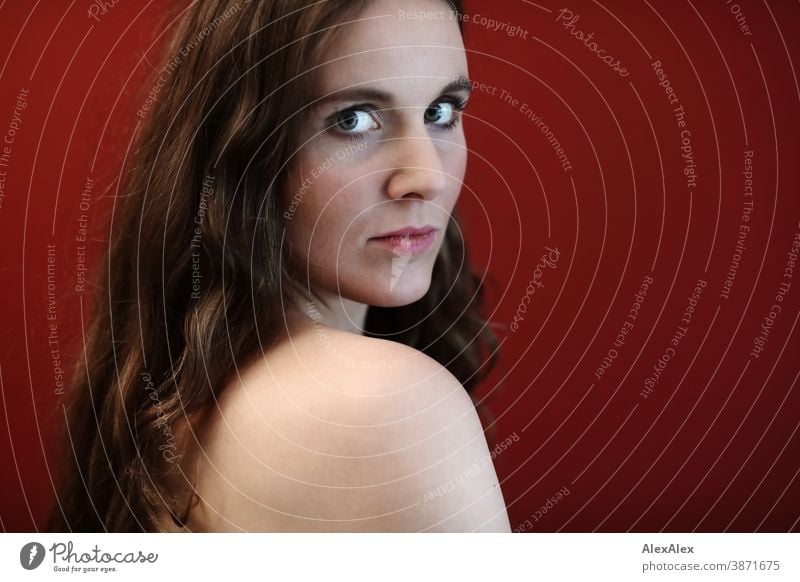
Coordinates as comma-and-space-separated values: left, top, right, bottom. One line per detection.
424, 102, 456, 126
333, 109, 377, 134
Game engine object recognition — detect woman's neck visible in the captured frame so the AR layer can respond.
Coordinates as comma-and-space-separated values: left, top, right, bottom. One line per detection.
286, 288, 369, 335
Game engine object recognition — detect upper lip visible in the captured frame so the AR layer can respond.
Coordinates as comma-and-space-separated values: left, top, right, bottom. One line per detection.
371, 225, 437, 239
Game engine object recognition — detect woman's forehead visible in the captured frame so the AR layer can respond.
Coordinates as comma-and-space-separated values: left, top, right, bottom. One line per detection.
314, 3, 466, 99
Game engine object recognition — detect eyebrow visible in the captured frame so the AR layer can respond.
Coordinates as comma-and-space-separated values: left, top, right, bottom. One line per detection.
313, 76, 473, 109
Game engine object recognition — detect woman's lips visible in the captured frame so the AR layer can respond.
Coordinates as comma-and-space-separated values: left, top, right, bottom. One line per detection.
368, 226, 437, 255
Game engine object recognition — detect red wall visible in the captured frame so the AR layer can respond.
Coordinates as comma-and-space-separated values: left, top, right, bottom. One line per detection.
1, 0, 798, 532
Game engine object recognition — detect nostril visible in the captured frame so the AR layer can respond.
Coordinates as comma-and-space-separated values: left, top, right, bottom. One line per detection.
383, 136, 450, 200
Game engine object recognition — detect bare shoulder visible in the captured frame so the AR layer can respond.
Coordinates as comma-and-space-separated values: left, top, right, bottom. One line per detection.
187, 329, 510, 532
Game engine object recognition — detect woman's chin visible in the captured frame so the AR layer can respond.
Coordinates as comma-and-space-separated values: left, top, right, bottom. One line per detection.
365, 272, 433, 308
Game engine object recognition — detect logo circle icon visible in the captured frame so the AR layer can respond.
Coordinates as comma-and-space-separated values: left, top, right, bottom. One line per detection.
19, 542, 46, 570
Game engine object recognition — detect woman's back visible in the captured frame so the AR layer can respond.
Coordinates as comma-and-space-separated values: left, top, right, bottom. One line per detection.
167, 325, 509, 532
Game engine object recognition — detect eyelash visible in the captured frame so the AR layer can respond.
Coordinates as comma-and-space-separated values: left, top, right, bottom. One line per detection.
328, 96, 469, 142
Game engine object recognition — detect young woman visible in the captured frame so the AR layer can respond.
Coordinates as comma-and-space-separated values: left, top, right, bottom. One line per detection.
49, 0, 510, 532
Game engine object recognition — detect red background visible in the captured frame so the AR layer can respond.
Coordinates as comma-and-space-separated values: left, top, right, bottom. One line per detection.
1, 0, 799, 532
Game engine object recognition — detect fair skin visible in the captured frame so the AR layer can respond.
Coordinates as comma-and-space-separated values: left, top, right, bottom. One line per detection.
283, 0, 470, 328
171, 0, 511, 532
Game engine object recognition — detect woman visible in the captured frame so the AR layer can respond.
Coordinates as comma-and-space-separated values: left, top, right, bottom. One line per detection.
49, 0, 510, 532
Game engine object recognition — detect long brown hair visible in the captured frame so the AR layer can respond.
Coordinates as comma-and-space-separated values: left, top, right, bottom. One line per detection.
49, 0, 497, 532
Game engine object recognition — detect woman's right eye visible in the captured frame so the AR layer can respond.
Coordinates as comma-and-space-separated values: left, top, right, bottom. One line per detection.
331, 108, 378, 135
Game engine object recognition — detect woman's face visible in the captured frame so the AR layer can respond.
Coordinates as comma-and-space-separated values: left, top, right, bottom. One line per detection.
283, 0, 470, 309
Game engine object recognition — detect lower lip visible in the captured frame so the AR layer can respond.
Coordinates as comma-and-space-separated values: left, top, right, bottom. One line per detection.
368, 231, 437, 254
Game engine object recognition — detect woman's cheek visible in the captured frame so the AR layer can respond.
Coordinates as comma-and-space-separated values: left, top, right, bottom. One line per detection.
298, 175, 365, 254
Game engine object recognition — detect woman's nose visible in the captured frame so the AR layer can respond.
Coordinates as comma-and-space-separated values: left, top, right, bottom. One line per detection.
384, 132, 448, 200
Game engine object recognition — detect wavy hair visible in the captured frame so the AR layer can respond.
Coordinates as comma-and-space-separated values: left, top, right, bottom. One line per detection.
48, 0, 497, 532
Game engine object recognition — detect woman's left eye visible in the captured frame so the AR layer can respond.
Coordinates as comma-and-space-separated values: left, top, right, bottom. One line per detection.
424, 102, 457, 126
